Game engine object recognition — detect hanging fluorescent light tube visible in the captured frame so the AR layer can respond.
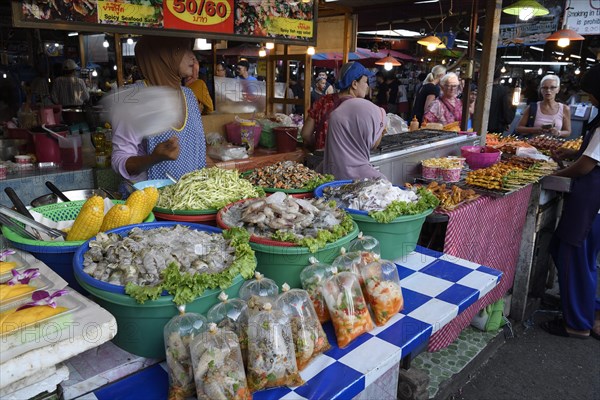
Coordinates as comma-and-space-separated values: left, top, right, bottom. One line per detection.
530, 46, 544, 52
414, 0, 439, 4
505, 61, 570, 65
68, 32, 79, 37
570, 54, 581, 59
501, 55, 522, 58
456, 44, 468, 49
587, 58, 597, 62
454, 39, 468, 43
554, 51, 564, 55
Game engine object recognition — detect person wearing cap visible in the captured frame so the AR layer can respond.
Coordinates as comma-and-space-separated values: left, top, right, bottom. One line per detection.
50, 59, 89, 107
544, 63, 600, 340
322, 97, 387, 180
300, 61, 373, 152
315, 70, 334, 95
236, 59, 257, 81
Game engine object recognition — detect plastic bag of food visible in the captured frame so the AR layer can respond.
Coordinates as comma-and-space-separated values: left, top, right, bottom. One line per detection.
206, 292, 248, 365
299, 257, 336, 323
239, 271, 279, 314
247, 303, 304, 392
207, 291, 247, 333
238, 272, 279, 366
321, 269, 374, 348
163, 306, 209, 400
275, 283, 330, 370
347, 232, 381, 257
190, 323, 251, 400
360, 259, 404, 326
331, 248, 379, 291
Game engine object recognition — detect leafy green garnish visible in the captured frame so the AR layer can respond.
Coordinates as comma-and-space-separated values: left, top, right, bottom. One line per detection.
303, 174, 334, 191
125, 228, 256, 305
271, 213, 355, 252
368, 188, 439, 223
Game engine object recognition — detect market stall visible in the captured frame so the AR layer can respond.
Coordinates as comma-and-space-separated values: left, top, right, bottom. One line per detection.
58, 245, 502, 400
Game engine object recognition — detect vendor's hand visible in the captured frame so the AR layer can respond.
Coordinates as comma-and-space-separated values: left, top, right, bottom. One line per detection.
152, 136, 180, 161
552, 147, 577, 161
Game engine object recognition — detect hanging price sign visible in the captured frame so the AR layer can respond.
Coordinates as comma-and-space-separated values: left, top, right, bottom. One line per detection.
164, 0, 234, 33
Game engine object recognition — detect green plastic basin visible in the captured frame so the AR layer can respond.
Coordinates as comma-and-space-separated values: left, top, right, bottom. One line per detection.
250, 222, 359, 288
76, 275, 244, 359
350, 209, 433, 261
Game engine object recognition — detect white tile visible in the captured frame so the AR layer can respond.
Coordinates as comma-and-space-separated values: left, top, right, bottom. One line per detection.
439, 254, 481, 270
338, 337, 402, 387
407, 299, 458, 333
393, 252, 437, 271
458, 270, 499, 291
370, 313, 405, 336
298, 354, 336, 383
401, 272, 454, 297
280, 391, 308, 400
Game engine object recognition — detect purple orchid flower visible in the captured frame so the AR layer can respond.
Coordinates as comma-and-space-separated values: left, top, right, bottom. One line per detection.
16, 289, 69, 311
0, 249, 15, 260
7, 268, 40, 286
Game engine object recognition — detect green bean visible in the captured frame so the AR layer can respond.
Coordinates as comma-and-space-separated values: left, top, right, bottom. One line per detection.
157, 168, 262, 210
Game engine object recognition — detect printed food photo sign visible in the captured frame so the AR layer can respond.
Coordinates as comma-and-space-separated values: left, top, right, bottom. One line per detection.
16, 0, 316, 43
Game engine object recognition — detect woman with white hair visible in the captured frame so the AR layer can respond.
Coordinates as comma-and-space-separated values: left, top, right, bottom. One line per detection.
515, 74, 571, 137
422, 72, 462, 126
412, 64, 446, 124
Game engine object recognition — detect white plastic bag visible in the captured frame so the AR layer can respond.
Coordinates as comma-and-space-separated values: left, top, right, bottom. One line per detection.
386, 113, 408, 135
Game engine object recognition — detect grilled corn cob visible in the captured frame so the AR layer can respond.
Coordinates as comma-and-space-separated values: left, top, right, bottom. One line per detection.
100, 204, 131, 232
126, 190, 147, 224
142, 187, 159, 217
67, 196, 105, 241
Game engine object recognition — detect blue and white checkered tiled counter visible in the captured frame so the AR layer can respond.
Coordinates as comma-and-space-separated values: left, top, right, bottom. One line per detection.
90, 246, 502, 400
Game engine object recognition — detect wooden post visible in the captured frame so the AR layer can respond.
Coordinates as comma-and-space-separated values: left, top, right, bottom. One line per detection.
114, 33, 124, 87
78, 34, 86, 71
342, 12, 350, 64
511, 183, 541, 322
474, 0, 503, 144
304, 52, 312, 116
461, 0, 478, 131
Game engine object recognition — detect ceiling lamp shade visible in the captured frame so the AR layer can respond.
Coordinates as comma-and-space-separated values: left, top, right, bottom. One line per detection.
502, 0, 549, 21
417, 35, 446, 51
375, 55, 402, 71
545, 28, 585, 48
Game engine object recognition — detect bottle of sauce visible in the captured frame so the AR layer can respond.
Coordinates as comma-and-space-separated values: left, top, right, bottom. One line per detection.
409, 116, 420, 131
240, 121, 256, 155
93, 128, 106, 168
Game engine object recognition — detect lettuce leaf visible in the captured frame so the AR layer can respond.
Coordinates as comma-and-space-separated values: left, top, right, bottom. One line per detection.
302, 174, 334, 191
368, 188, 439, 223
271, 213, 355, 253
124, 228, 257, 305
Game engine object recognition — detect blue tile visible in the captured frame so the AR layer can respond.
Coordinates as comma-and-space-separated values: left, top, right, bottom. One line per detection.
253, 386, 293, 400
401, 288, 432, 314
415, 245, 444, 258
436, 284, 480, 314
376, 315, 432, 354
94, 364, 168, 400
421, 260, 473, 282
478, 265, 503, 280
396, 264, 417, 280
294, 362, 365, 400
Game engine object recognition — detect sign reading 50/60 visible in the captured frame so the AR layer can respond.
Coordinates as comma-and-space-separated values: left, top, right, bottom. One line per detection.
167, 0, 231, 25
